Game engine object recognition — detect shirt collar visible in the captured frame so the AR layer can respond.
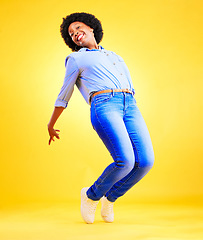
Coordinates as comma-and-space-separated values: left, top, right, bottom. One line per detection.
78, 45, 104, 52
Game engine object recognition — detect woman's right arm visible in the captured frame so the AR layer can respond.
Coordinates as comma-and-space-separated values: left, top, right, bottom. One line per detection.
48, 56, 79, 145
47, 106, 65, 145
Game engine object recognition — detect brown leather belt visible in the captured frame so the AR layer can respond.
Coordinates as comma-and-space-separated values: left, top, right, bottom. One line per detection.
91, 89, 133, 100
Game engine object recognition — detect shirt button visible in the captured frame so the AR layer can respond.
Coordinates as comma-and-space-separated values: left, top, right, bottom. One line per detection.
106, 54, 109, 56
120, 73, 123, 75
113, 62, 116, 65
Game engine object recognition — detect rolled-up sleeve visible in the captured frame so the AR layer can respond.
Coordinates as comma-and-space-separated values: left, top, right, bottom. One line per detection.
54, 56, 79, 108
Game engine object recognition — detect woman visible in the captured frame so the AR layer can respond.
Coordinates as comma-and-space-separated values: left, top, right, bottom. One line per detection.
48, 12, 154, 224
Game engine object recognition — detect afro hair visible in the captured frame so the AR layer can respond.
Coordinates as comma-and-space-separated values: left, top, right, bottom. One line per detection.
60, 12, 103, 51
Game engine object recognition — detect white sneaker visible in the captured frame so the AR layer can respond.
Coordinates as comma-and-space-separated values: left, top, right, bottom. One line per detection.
101, 196, 114, 223
81, 187, 99, 224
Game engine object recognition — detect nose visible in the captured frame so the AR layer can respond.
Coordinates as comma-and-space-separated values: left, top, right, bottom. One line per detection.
75, 31, 79, 38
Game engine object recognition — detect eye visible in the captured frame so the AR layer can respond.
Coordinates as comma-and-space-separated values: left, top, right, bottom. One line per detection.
76, 26, 80, 29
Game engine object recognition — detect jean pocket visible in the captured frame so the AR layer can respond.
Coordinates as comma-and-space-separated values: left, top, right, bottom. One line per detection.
94, 93, 112, 105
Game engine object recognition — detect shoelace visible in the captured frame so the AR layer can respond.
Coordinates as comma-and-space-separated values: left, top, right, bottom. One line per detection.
105, 202, 114, 213
87, 200, 98, 214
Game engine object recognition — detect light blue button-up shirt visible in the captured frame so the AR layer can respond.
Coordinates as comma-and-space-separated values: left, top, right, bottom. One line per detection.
55, 46, 135, 108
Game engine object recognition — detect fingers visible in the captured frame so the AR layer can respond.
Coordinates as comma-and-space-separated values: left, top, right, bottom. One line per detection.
49, 137, 54, 145
48, 129, 60, 145
52, 129, 60, 136
54, 131, 60, 139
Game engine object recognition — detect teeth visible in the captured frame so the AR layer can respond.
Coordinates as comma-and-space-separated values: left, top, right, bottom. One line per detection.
78, 34, 83, 41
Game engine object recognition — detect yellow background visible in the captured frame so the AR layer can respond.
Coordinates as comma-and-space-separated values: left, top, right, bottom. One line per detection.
0, 0, 202, 208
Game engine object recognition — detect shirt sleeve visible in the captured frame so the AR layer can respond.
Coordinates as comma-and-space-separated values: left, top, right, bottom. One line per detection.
54, 56, 80, 108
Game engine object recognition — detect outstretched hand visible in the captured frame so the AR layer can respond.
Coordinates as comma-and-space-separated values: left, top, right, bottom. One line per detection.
48, 127, 60, 145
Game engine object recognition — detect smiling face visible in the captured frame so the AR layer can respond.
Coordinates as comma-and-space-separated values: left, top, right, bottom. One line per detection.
68, 21, 98, 50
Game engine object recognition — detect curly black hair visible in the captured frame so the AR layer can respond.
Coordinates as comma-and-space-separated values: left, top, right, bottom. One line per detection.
60, 12, 103, 52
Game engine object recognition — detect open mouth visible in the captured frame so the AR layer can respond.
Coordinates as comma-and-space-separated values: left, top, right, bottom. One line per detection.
77, 33, 84, 41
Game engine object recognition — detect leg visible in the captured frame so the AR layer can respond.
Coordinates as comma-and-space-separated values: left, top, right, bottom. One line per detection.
87, 93, 136, 201
105, 94, 154, 202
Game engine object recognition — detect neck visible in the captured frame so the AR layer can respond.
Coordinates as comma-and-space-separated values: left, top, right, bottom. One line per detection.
86, 37, 99, 50
88, 43, 98, 50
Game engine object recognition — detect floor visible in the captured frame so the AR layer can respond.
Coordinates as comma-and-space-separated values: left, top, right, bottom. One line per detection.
0, 202, 202, 240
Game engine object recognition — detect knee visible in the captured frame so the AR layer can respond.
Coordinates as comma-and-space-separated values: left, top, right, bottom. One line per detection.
139, 151, 154, 169
125, 160, 135, 173
115, 157, 135, 173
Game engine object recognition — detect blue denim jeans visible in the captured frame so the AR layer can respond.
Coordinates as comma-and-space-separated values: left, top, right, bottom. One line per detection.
87, 92, 154, 202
